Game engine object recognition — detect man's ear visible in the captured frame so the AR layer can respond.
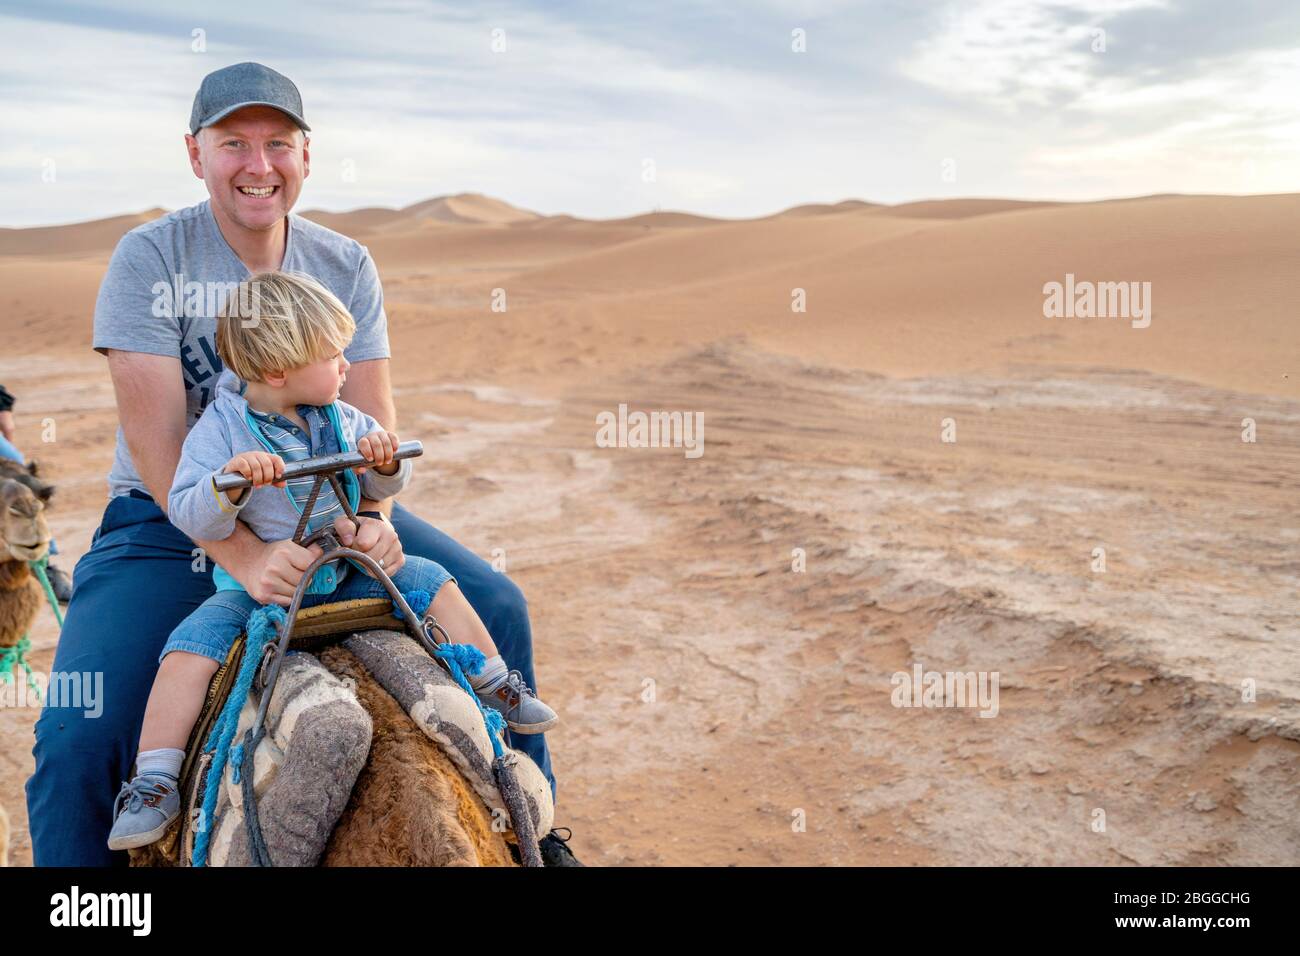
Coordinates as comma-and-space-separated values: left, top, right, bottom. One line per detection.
301, 134, 310, 181
185, 132, 204, 179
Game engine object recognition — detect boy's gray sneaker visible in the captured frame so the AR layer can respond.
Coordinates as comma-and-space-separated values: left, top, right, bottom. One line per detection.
107, 774, 181, 851
476, 669, 558, 734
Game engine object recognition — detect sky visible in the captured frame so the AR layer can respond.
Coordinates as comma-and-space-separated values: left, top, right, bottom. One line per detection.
1, 0, 1297, 226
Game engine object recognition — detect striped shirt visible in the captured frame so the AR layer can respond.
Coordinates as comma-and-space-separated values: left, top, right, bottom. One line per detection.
244, 403, 350, 537
169, 367, 411, 597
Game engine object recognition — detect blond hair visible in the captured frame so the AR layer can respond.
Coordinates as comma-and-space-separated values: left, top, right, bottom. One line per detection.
216, 271, 355, 382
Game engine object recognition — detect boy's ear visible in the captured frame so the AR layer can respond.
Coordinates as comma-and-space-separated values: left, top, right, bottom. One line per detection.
263, 369, 287, 387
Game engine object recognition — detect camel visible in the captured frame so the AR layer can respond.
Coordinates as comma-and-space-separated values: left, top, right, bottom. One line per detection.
0, 459, 71, 604
0, 462, 55, 869
0, 464, 52, 648
0, 457, 54, 497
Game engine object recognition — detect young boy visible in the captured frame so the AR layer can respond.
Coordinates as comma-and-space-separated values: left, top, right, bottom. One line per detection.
107, 271, 557, 851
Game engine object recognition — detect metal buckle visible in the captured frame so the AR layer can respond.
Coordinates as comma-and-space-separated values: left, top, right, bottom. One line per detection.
422, 615, 450, 645
254, 642, 278, 694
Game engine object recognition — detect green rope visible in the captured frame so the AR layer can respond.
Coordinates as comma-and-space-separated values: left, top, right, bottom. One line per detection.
0, 636, 40, 698
29, 555, 64, 628
0, 555, 64, 699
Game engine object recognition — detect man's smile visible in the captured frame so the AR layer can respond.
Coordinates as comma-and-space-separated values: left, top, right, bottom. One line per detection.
237, 185, 279, 198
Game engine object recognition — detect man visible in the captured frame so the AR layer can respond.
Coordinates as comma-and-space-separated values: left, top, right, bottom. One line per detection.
24, 62, 579, 866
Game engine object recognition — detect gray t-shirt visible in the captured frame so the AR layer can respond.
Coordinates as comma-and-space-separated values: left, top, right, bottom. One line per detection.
92, 199, 390, 499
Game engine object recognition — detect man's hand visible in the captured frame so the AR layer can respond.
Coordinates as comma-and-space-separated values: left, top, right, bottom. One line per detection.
242, 538, 324, 606
333, 513, 405, 576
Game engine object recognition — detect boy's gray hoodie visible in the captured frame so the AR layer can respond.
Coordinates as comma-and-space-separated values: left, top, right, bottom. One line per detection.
168, 368, 411, 586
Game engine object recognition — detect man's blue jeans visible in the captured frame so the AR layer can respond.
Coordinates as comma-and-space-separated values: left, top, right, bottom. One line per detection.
24, 491, 555, 866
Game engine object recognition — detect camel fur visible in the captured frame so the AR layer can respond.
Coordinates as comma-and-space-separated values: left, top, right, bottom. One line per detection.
129, 627, 539, 867
320, 644, 514, 866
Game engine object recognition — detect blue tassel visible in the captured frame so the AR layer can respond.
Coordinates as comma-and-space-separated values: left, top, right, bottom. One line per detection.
393, 592, 509, 756
480, 708, 506, 738
435, 641, 486, 676
429, 642, 506, 758
393, 589, 431, 619
192, 604, 286, 867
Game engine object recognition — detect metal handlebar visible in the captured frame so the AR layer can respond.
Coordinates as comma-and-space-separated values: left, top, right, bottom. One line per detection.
219, 431, 544, 867
213, 440, 424, 492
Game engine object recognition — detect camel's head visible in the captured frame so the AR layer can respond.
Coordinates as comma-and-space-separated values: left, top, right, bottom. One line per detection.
0, 476, 51, 563
0, 458, 54, 502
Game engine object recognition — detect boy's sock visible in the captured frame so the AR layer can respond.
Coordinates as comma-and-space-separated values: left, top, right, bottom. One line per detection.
135, 747, 184, 782
468, 654, 508, 692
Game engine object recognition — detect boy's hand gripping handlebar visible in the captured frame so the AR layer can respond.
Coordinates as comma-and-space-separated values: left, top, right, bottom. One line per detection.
212, 439, 424, 493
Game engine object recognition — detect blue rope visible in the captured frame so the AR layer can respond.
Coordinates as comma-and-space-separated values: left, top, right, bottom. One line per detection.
191, 604, 286, 868
393, 591, 506, 756
393, 589, 431, 619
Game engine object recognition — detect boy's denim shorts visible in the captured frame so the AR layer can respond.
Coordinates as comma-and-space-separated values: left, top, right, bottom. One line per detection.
159, 554, 455, 665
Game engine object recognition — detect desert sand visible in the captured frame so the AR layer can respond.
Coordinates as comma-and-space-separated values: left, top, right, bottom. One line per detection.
1, 192, 1297, 865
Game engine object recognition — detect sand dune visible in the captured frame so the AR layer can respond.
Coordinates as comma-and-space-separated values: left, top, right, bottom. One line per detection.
1, 190, 1296, 865
0, 209, 167, 258
594, 211, 726, 229
0, 260, 113, 355
302, 192, 540, 235
400, 192, 541, 224
363, 220, 655, 275
774, 199, 883, 218
878, 198, 1062, 219
297, 206, 411, 234
440, 193, 1291, 399
501, 210, 941, 297
1, 192, 1296, 394
692, 193, 1300, 398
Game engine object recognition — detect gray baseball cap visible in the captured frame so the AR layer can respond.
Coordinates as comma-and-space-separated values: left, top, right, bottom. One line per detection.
189, 62, 310, 136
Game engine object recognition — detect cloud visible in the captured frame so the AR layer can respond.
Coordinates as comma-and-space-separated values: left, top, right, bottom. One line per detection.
898, 0, 1300, 196
0, 0, 1295, 226
900, 0, 1170, 112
